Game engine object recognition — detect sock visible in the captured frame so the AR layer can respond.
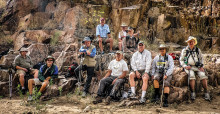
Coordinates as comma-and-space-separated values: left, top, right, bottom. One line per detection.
141, 91, 146, 98
22, 87, 25, 89
131, 87, 135, 94
155, 88, 159, 96
164, 93, 169, 100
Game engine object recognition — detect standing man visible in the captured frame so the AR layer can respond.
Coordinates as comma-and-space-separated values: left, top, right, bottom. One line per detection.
118, 23, 127, 51
96, 18, 113, 54
27, 56, 58, 101
151, 44, 174, 107
75, 37, 96, 98
93, 51, 128, 105
14, 47, 38, 94
179, 36, 210, 101
129, 41, 152, 103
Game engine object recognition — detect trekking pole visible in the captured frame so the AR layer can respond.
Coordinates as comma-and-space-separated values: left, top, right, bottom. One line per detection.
8, 65, 13, 99
160, 72, 165, 108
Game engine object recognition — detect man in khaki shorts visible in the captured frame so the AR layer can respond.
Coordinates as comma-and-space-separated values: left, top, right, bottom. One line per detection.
27, 56, 58, 101
14, 48, 38, 94
180, 36, 210, 101
129, 41, 152, 103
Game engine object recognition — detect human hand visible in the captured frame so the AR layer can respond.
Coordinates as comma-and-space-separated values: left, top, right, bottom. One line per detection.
164, 75, 167, 80
136, 71, 141, 79
112, 78, 118, 85
86, 50, 91, 55
199, 67, 204, 72
185, 66, 191, 70
23, 68, 28, 72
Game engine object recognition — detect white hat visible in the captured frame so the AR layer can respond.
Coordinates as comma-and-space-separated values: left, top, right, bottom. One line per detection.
19, 47, 28, 52
121, 23, 127, 27
185, 36, 197, 45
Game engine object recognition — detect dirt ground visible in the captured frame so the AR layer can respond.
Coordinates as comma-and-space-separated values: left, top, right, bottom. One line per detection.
0, 88, 220, 114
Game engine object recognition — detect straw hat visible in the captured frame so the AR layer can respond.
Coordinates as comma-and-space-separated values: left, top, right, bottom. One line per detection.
185, 36, 197, 45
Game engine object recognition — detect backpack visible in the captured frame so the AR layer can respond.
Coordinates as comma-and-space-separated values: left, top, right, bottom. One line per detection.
65, 62, 79, 78
33, 61, 44, 70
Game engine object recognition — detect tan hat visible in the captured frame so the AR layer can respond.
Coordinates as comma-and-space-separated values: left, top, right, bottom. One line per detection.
121, 23, 127, 27
45, 56, 55, 62
138, 41, 144, 45
158, 44, 169, 51
19, 47, 28, 52
116, 50, 123, 55
185, 36, 197, 45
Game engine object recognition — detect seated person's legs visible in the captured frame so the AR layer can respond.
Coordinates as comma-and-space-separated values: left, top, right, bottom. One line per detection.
129, 72, 136, 95
139, 73, 149, 103
109, 78, 124, 98
163, 75, 172, 107
197, 70, 210, 100
106, 38, 113, 52
153, 73, 160, 102
98, 38, 103, 52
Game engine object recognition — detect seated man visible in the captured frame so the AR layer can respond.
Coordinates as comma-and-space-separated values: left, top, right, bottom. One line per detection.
179, 36, 210, 101
118, 23, 127, 51
14, 47, 38, 94
96, 18, 113, 54
93, 51, 128, 105
129, 41, 152, 103
75, 37, 96, 98
124, 27, 140, 52
151, 44, 174, 107
27, 56, 58, 101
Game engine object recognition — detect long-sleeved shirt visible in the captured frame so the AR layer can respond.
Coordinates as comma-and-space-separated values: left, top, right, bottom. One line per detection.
79, 45, 96, 57
38, 64, 58, 82
179, 46, 203, 68
131, 49, 152, 73
96, 24, 110, 38
151, 54, 174, 76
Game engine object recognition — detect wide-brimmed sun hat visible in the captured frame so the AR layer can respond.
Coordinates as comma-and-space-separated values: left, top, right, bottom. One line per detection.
185, 36, 197, 45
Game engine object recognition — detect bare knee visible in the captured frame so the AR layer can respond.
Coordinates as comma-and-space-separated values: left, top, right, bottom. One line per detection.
129, 72, 135, 79
142, 76, 148, 83
19, 74, 24, 79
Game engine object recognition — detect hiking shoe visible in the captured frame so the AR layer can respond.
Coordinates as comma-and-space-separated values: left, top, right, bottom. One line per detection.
27, 95, 33, 101
139, 97, 146, 104
204, 93, 211, 101
93, 96, 102, 104
191, 92, 196, 100
163, 100, 168, 107
105, 96, 111, 105
82, 92, 87, 98
129, 93, 137, 100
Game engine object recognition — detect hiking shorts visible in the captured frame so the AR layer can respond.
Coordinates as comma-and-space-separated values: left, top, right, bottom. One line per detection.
184, 66, 208, 80
153, 72, 172, 87
16, 69, 36, 76
34, 78, 49, 86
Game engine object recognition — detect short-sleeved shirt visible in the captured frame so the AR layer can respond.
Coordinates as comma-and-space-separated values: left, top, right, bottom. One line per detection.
118, 31, 127, 39
96, 24, 110, 38
14, 55, 33, 68
108, 59, 129, 77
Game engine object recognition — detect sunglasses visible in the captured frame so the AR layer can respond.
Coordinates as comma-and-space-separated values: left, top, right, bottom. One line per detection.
159, 48, 165, 50
139, 44, 143, 46
47, 60, 54, 61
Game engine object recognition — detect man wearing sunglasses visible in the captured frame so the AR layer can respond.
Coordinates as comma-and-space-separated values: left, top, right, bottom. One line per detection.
129, 41, 152, 104
27, 56, 58, 101
151, 44, 174, 107
93, 51, 128, 105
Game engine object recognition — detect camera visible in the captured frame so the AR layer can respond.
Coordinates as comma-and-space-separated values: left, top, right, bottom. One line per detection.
78, 53, 85, 58
159, 68, 164, 73
195, 62, 203, 68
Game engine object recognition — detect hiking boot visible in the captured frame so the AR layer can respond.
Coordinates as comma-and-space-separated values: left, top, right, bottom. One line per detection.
129, 93, 137, 100
191, 92, 196, 100
93, 96, 102, 104
151, 94, 160, 103
82, 92, 87, 98
204, 93, 211, 101
27, 95, 33, 102
105, 96, 111, 105
139, 97, 146, 104
163, 99, 168, 107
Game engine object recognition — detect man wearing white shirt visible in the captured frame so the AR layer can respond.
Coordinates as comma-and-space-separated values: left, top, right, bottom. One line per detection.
129, 41, 152, 103
93, 51, 129, 105
118, 23, 127, 51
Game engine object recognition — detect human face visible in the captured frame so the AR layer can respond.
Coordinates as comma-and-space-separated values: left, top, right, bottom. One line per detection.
188, 40, 195, 48
85, 41, 91, 47
159, 48, 166, 56
138, 43, 145, 52
46, 59, 54, 66
100, 19, 105, 26
115, 53, 123, 61
20, 51, 27, 56
122, 26, 126, 31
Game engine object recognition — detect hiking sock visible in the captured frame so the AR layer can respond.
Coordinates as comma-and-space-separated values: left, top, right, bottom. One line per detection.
164, 93, 168, 100
131, 87, 135, 94
141, 91, 146, 98
22, 87, 25, 90
155, 88, 160, 96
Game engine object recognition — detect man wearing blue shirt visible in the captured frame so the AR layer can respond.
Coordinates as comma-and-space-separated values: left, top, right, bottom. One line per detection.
96, 18, 113, 54
75, 37, 96, 97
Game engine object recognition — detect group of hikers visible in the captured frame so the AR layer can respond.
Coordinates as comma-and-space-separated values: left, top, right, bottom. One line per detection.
13, 18, 210, 107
